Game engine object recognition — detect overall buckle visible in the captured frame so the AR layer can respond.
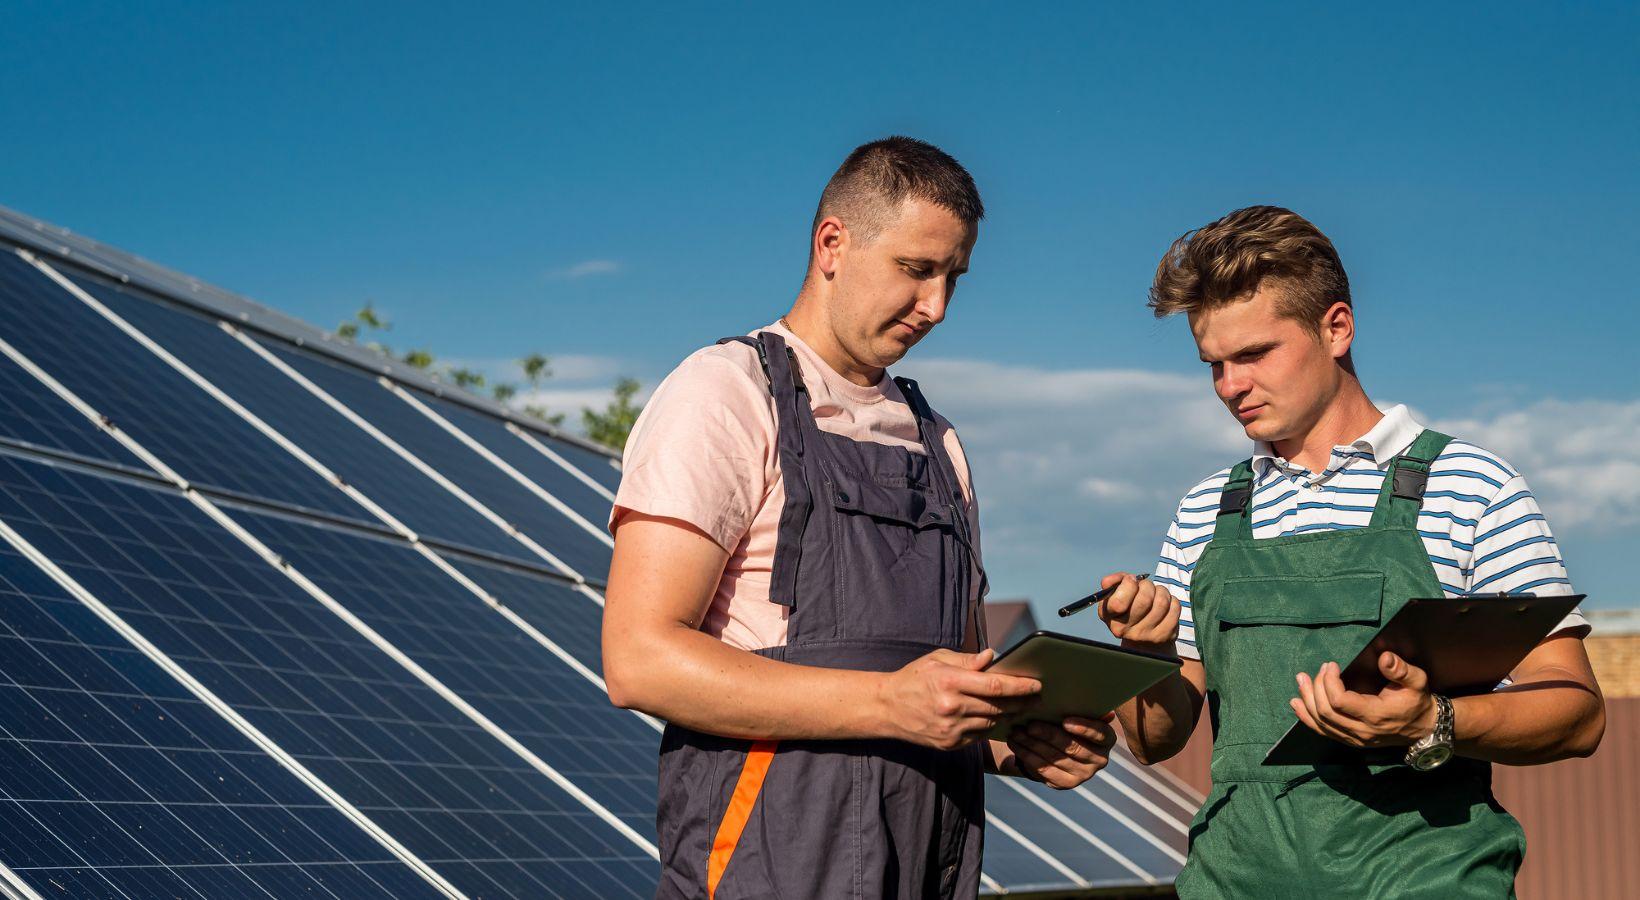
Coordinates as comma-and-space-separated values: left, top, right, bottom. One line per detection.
1219, 484, 1253, 515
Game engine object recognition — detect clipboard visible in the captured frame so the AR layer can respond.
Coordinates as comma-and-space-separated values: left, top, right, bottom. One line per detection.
1262, 593, 1585, 766
983, 630, 1182, 741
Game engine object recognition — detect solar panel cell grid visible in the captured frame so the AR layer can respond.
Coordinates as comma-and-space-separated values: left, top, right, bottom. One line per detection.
0, 537, 445, 899
0, 252, 367, 522
72, 277, 541, 565
228, 508, 659, 838
0, 352, 148, 473
999, 777, 1180, 886
1066, 770, 1189, 861
442, 557, 605, 675
417, 395, 615, 530
986, 781, 1114, 888
980, 810, 1083, 893
258, 340, 613, 582
535, 436, 622, 494
0, 452, 654, 898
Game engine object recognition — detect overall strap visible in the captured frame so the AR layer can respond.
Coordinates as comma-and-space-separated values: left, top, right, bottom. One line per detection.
1212, 459, 1257, 543
1369, 428, 1455, 529
714, 333, 821, 607
894, 376, 990, 628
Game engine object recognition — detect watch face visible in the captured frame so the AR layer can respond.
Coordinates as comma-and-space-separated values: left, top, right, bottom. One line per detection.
1411, 745, 1453, 771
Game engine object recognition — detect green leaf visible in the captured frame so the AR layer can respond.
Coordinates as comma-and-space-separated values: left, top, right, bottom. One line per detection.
582, 377, 642, 451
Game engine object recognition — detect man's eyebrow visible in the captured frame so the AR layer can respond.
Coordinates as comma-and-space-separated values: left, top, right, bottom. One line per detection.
1200, 341, 1278, 363
898, 256, 967, 276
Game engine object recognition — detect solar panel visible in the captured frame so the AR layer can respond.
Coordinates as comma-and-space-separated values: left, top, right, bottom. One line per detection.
0, 250, 367, 523
537, 436, 623, 495
441, 557, 606, 675
411, 392, 616, 530
0, 206, 1193, 898
1063, 763, 1190, 866
70, 275, 544, 565
254, 340, 614, 583
0, 452, 656, 898
993, 776, 1183, 886
981, 805, 1087, 892
0, 350, 148, 474
0, 480, 446, 898
222, 506, 660, 837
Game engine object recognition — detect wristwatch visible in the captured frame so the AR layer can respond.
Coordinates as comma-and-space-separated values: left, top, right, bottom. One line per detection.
1405, 694, 1455, 771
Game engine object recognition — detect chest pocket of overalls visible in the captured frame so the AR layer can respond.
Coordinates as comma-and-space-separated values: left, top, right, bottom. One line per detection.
1211, 572, 1384, 748
828, 473, 957, 646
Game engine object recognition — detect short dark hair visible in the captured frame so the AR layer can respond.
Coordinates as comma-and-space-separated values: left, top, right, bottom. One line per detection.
811, 136, 984, 248
1149, 205, 1351, 329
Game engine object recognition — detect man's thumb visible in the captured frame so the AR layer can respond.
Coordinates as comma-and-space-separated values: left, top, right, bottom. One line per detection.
1379, 651, 1424, 688
968, 649, 996, 671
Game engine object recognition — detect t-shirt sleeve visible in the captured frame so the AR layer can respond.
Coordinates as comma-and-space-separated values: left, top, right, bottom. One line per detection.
609, 352, 775, 553
1465, 473, 1588, 637
936, 418, 981, 555
1155, 511, 1201, 660
1154, 473, 1227, 662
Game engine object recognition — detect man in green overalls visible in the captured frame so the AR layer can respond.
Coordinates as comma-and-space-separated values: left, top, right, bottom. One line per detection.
1099, 205, 1607, 897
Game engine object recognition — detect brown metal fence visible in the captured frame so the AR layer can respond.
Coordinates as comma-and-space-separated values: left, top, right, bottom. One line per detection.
1153, 697, 1640, 899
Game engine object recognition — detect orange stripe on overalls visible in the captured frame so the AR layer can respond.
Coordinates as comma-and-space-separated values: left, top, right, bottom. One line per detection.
705, 740, 779, 899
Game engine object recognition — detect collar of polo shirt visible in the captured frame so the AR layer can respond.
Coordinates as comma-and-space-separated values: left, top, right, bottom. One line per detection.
1250, 404, 1423, 476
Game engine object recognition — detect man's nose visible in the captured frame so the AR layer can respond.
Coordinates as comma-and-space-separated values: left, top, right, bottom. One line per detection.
1215, 362, 1250, 399
916, 284, 949, 326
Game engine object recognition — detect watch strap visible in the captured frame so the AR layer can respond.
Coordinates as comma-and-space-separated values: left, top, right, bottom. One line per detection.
1405, 694, 1455, 769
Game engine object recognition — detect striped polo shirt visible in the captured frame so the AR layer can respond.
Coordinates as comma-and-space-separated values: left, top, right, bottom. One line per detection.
1157, 404, 1588, 659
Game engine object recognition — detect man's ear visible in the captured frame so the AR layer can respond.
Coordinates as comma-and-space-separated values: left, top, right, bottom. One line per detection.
812, 216, 847, 279
1321, 300, 1354, 360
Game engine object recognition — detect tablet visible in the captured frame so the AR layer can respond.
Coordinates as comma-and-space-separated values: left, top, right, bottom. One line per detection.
983, 630, 1182, 741
1263, 593, 1585, 766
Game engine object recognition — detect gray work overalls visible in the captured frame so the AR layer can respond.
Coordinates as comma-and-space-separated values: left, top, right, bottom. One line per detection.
654, 331, 987, 900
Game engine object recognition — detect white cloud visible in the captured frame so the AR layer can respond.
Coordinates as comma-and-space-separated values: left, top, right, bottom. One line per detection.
441, 353, 628, 383
546, 259, 621, 280
511, 382, 657, 421
1078, 477, 1147, 504
1432, 398, 1640, 529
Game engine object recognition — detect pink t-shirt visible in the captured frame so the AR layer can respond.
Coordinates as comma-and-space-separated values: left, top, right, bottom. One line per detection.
609, 321, 982, 652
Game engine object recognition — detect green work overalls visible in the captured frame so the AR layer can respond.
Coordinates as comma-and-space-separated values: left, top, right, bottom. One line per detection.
1177, 429, 1525, 899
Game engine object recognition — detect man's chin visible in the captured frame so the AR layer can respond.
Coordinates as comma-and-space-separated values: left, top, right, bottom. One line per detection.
1241, 420, 1285, 443
873, 338, 914, 366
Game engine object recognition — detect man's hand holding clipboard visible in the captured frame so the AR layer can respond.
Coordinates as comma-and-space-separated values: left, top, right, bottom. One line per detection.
1267, 593, 1588, 766
1290, 650, 1445, 752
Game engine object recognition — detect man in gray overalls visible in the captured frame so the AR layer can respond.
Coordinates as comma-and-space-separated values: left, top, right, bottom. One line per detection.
603, 137, 1118, 899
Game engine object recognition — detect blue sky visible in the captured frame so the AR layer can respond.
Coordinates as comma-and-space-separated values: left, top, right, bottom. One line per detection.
3, 2, 1636, 619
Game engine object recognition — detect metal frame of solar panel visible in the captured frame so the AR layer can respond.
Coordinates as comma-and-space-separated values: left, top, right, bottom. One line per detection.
0, 203, 1199, 898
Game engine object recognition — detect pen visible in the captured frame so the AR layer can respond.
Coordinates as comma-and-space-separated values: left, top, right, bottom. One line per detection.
1058, 574, 1150, 618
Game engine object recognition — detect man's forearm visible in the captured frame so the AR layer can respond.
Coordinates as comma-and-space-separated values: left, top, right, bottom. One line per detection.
1453, 667, 1605, 764
606, 624, 893, 741
1115, 662, 1202, 764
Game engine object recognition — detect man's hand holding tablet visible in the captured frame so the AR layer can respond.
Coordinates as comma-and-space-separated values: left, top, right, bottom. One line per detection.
1002, 712, 1118, 790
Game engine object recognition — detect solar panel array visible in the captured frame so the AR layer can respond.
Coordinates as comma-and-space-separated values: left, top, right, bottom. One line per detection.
0, 203, 1198, 899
